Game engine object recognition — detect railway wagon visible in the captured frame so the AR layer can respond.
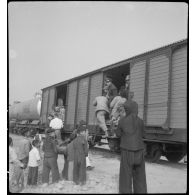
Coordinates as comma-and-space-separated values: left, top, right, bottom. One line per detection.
40, 39, 187, 162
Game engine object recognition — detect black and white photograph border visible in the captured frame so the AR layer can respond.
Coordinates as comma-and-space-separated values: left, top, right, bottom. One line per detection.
4, 1, 192, 194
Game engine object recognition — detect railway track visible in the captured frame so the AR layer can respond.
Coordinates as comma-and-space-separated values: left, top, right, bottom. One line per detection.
90, 143, 187, 169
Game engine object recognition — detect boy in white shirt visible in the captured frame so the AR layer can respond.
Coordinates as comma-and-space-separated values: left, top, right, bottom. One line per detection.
27, 139, 41, 186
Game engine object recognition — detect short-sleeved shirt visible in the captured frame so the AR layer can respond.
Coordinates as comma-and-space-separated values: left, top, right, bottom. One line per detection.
49, 118, 63, 129
28, 147, 40, 167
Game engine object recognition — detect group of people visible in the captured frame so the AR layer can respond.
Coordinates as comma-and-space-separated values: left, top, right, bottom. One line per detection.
93, 75, 147, 193
93, 75, 132, 137
9, 74, 147, 194
9, 115, 93, 192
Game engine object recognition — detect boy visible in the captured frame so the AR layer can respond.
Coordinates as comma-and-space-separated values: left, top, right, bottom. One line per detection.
42, 128, 60, 186
27, 139, 41, 186
73, 124, 88, 185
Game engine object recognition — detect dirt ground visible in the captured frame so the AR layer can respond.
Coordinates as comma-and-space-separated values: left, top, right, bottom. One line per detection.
9, 134, 187, 193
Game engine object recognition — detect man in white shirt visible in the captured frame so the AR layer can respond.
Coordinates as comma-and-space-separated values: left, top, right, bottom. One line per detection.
49, 112, 63, 143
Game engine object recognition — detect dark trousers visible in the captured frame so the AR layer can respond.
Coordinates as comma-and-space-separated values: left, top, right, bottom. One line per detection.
119, 149, 147, 194
42, 157, 60, 184
73, 157, 86, 184
62, 155, 68, 180
27, 166, 38, 185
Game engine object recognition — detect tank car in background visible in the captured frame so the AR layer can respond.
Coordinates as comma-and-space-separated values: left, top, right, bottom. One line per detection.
9, 98, 45, 136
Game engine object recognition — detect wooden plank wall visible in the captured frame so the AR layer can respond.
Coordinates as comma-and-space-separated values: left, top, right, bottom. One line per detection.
47, 88, 55, 114
147, 55, 169, 125
88, 73, 103, 125
170, 46, 187, 128
76, 77, 89, 124
130, 61, 146, 119
66, 81, 77, 126
41, 89, 49, 124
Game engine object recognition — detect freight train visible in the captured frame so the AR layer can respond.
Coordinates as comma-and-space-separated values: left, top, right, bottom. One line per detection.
9, 39, 188, 163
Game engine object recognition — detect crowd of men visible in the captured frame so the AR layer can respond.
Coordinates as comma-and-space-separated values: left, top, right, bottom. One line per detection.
9, 74, 147, 194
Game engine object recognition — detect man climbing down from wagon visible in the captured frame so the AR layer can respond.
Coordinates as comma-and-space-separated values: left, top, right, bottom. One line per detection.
93, 90, 110, 138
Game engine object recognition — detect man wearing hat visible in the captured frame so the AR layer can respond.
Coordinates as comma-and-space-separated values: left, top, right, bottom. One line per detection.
42, 128, 60, 186
104, 77, 118, 104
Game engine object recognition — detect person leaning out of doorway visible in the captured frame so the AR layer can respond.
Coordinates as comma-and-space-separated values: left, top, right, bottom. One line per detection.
115, 100, 147, 194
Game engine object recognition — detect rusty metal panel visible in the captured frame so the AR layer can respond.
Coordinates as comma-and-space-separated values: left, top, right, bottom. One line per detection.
76, 77, 89, 124
147, 55, 169, 126
88, 73, 103, 125
66, 81, 77, 125
170, 46, 187, 129
47, 88, 56, 115
130, 60, 146, 119
41, 89, 49, 124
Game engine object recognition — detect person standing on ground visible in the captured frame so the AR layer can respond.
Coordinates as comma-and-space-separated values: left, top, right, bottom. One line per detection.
93, 91, 110, 137
115, 100, 147, 194
42, 128, 60, 186
73, 124, 88, 185
27, 139, 41, 186
49, 112, 63, 144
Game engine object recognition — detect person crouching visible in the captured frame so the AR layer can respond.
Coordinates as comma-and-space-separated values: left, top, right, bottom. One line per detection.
42, 128, 60, 186
27, 139, 41, 186
73, 125, 88, 185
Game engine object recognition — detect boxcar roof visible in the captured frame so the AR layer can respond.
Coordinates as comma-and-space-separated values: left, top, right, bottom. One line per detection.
42, 38, 187, 91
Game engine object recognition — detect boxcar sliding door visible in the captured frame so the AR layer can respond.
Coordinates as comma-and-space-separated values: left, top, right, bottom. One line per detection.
40, 89, 49, 124
130, 61, 146, 120
66, 81, 78, 130
146, 54, 169, 127
76, 77, 89, 124
170, 46, 187, 130
87, 73, 103, 132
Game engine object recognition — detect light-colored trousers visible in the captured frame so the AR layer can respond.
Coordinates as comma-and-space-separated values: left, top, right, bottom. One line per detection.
68, 161, 74, 181
96, 110, 108, 132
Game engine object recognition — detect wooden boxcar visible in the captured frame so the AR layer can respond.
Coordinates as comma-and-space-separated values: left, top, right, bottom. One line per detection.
40, 39, 187, 162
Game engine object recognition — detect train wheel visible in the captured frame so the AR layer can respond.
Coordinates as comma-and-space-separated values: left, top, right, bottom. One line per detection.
147, 144, 162, 163
107, 138, 120, 153
165, 152, 185, 163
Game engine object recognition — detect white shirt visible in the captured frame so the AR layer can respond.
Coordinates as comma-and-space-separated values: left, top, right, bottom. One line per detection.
49, 117, 63, 129
28, 147, 40, 167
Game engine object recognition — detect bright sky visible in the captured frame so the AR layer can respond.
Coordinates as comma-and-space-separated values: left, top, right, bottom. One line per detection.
8, 1, 188, 104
